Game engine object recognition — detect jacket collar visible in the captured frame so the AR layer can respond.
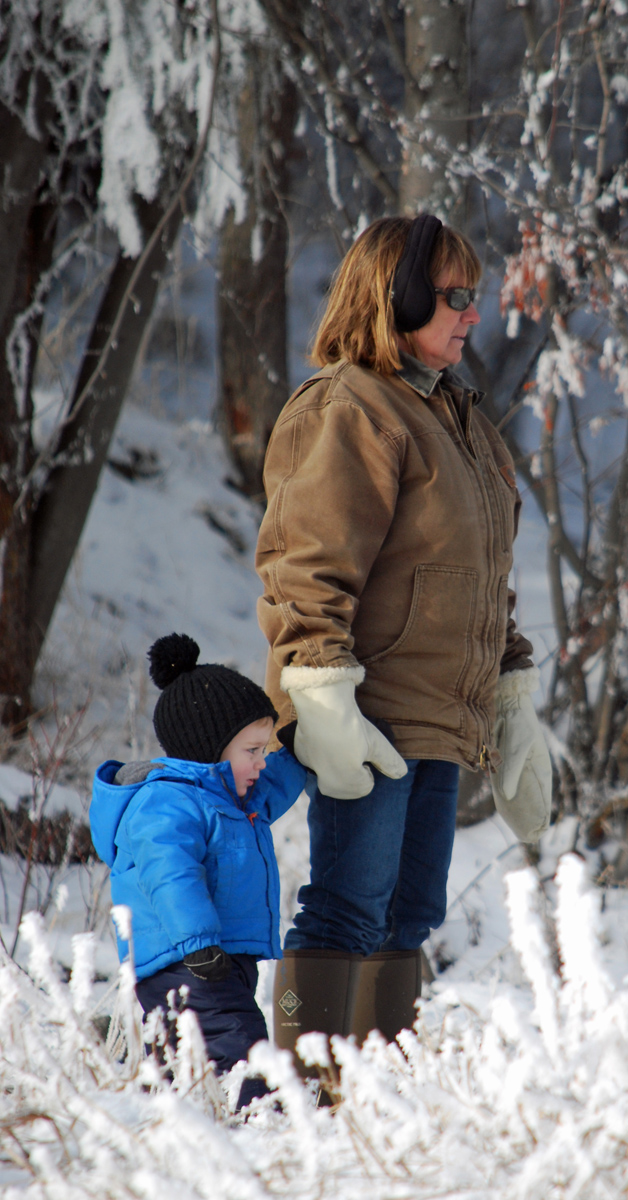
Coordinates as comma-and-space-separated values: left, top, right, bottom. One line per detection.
396, 351, 484, 406
147, 756, 250, 809
396, 350, 442, 397
106, 756, 258, 815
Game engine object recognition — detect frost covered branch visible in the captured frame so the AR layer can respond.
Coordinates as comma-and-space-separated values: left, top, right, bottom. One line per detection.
0, 856, 626, 1196
11, 0, 224, 517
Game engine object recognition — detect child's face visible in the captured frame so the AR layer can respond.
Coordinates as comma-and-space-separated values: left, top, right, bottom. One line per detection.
220, 717, 274, 798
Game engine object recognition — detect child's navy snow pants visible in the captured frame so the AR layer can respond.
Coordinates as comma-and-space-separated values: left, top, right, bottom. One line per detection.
136, 952, 269, 1106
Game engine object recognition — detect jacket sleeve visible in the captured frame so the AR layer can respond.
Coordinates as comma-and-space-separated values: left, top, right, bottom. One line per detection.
478, 414, 536, 676
256, 748, 308, 823
500, 486, 535, 673
256, 385, 401, 671
501, 586, 535, 673
125, 783, 222, 949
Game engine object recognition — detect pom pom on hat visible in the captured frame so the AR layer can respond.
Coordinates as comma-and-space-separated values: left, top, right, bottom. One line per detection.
148, 633, 200, 690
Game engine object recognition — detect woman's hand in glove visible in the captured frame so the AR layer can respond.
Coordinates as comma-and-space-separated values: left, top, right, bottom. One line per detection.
281, 663, 407, 800
490, 668, 552, 842
184, 946, 232, 981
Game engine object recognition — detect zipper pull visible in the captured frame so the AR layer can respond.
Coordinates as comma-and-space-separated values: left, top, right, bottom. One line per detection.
479, 743, 502, 772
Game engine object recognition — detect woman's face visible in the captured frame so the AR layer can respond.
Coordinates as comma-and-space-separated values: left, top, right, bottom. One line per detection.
401, 268, 481, 370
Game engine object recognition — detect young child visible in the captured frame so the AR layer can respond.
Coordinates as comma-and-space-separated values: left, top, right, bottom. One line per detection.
90, 632, 307, 1106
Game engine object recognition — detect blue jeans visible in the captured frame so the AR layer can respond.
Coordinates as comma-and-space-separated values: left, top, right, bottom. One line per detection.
284, 760, 459, 956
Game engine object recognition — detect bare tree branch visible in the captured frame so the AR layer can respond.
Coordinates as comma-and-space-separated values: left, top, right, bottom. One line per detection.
258, 0, 398, 206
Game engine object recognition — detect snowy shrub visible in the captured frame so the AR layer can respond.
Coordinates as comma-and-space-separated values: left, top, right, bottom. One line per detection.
0, 0, 259, 255
0, 854, 627, 1197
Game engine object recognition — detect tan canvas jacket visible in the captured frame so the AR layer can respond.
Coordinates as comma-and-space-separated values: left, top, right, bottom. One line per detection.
256, 355, 534, 771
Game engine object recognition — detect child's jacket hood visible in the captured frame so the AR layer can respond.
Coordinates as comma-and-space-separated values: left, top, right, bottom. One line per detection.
91, 756, 248, 867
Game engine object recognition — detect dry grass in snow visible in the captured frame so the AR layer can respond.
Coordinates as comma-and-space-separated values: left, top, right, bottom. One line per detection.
0, 854, 626, 1198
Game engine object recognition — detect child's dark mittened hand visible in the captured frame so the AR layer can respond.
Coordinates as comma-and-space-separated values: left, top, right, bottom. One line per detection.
184, 946, 232, 981
276, 720, 297, 757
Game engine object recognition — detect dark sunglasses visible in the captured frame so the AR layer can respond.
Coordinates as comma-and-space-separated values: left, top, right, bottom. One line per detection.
434, 286, 476, 312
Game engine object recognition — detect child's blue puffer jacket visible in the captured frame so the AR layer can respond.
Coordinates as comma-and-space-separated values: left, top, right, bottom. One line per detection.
90, 749, 306, 980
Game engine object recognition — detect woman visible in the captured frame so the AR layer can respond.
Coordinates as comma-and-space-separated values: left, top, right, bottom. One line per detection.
255, 214, 551, 1053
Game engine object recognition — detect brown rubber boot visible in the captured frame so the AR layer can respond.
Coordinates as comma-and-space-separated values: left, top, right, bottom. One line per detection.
273, 948, 363, 1080
350, 948, 422, 1045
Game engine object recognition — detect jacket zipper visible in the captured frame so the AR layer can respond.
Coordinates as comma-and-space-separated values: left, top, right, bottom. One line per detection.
220, 775, 256, 814
440, 389, 504, 766
219, 776, 277, 951
418, 384, 505, 768
442, 391, 476, 460
486, 456, 510, 553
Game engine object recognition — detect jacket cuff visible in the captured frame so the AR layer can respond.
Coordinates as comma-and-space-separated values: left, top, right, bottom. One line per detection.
495, 666, 540, 701
280, 663, 365, 692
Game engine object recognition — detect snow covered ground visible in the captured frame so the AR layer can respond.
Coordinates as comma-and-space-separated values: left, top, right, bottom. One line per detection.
1, 398, 627, 1195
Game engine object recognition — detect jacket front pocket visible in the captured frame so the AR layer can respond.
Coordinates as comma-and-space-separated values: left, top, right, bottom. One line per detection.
361, 564, 478, 734
206, 819, 265, 921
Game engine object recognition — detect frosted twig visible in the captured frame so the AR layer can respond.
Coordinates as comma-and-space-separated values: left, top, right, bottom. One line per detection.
13, 0, 224, 518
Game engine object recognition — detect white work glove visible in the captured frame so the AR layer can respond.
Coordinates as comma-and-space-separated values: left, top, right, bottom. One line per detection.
491, 667, 552, 842
280, 664, 408, 800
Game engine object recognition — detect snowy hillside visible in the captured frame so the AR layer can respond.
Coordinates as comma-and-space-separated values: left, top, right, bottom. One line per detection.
33, 401, 270, 772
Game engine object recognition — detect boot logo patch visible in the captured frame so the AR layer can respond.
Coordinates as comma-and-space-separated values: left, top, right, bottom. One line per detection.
278, 988, 302, 1017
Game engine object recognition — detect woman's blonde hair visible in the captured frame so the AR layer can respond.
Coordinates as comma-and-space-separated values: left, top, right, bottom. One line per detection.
311, 216, 481, 375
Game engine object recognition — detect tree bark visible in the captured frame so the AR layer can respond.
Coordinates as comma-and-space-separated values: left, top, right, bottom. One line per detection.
0, 199, 183, 723
0, 192, 58, 726
0, 97, 52, 544
217, 50, 298, 499
400, 0, 469, 216
0, 98, 51, 336
29, 203, 183, 649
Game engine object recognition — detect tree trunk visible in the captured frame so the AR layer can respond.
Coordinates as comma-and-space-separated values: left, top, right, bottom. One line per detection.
0, 99, 51, 337
217, 50, 298, 499
0, 97, 52, 544
400, 0, 469, 217
0, 199, 183, 724
0, 191, 57, 727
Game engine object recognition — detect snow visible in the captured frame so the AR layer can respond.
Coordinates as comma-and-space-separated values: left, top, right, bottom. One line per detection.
0, 763, 85, 818
0, 370, 627, 1194
2, 853, 628, 1195
2, 0, 628, 1182
34, 403, 267, 768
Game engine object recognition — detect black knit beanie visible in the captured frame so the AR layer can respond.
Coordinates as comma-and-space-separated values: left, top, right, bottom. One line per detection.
148, 633, 278, 763
392, 213, 443, 333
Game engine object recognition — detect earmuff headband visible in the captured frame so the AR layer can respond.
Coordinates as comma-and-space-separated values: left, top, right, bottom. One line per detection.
392, 213, 443, 333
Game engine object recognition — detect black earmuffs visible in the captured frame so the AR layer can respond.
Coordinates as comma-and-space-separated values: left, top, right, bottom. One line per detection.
392, 213, 443, 333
